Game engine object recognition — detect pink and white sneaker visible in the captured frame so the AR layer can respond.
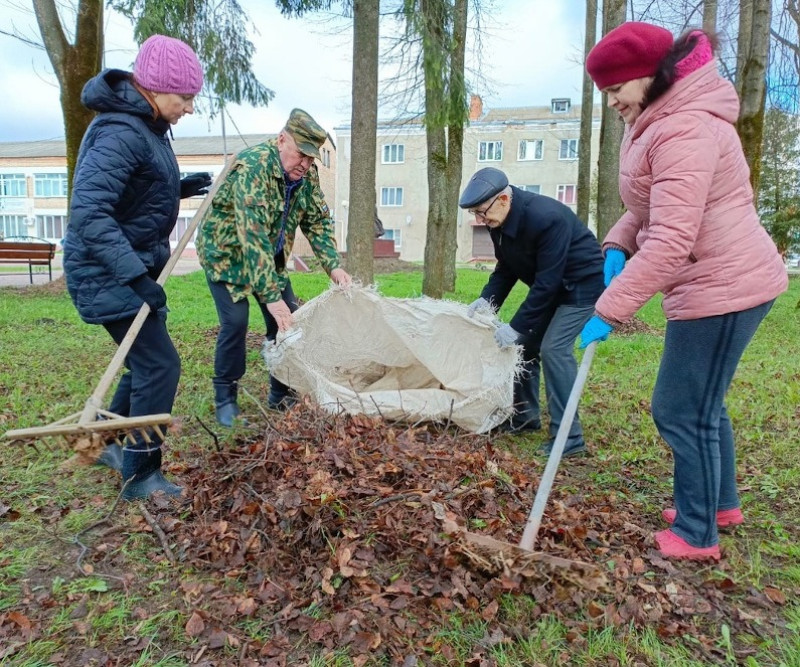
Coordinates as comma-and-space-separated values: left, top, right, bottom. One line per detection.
654, 529, 721, 561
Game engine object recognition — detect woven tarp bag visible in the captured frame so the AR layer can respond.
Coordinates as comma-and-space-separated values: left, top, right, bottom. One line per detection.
262, 286, 517, 433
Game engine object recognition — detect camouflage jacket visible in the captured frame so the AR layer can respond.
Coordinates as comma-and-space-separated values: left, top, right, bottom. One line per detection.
196, 139, 340, 303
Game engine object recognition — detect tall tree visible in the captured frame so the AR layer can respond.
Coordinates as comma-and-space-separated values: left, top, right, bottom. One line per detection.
442, 0, 467, 292
735, 0, 773, 193
113, 0, 274, 115
400, 0, 469, 299
276, 0, 379, 284
759, 108, 800, 255
32, 0, 274, 207
346, 0, 380, 284
768, 1, 800, 112
578, 0, 598, 225
595, 0, 627, 242
759, 108, 800, 215
703, 0, 719, 31
32, 0, 103, 206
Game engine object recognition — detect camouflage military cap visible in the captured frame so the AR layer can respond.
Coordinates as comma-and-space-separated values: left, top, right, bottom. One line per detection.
286, 108, 326, 159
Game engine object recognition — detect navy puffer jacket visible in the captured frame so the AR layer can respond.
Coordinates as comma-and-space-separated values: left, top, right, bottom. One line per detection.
63, 69, 180, 324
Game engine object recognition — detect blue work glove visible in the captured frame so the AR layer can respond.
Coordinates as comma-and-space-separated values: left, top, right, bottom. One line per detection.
580, 316, 613, 349
466, 297, 492, 318
129, 274, 167, 311
604, 249, 627, 287
180, 172, 212, 198
494, 323, 521, 349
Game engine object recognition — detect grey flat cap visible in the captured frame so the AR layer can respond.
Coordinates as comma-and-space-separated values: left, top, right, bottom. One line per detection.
459, 167, 509, 209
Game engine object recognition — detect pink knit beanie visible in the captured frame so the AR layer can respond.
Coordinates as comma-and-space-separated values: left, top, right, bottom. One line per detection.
586, 22, 674, 89
133, 34, 203, 95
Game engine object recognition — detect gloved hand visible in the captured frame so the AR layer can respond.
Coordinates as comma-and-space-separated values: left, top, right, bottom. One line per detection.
180, 172, 212, 198
604, 248, 627, 287
466, 297, 492, 318
129, 274, 167, 311
494, 323, 521, 349
580, 316, 613, 349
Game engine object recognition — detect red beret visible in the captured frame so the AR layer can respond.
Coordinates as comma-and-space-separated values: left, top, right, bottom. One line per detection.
586, 22, 674, 89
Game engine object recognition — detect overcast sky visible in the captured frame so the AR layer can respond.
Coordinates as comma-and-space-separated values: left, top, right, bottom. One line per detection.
0, 0, 589, 143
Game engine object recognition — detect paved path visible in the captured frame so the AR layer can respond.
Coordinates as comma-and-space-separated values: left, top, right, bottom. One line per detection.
0, 253, 202, 288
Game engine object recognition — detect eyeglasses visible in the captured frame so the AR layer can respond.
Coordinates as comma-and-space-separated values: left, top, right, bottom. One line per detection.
468, 194, 500, 219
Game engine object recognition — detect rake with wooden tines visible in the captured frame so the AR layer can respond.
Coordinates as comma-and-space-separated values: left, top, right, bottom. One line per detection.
444, 342, 607, 585
3, 160, 233, 462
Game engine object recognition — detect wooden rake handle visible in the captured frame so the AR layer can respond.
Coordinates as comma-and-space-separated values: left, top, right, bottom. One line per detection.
78, 158, 235, 425
518, 341, 597, 552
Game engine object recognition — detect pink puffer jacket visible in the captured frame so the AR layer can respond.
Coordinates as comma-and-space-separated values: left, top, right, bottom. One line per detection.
596, 60, 788, 323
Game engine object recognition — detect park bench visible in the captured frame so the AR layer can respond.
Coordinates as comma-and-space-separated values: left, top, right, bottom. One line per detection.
0, 236, 56, 284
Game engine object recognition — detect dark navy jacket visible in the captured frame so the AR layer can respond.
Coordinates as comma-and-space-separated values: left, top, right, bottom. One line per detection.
63, 69, 180, 324
481, 187, 604, 336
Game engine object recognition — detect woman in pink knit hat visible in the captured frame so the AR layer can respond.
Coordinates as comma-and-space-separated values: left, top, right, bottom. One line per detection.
582, 23, 787, 561
63, 35, 211, 500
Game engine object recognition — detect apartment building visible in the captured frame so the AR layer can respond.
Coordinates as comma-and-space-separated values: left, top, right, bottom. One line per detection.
334, 96, 601, 263
0, 133, 337, 256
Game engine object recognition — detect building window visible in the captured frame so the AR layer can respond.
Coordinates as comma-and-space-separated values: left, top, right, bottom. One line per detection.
380, 187, 404, 207
559, 139, 579, 160
36, 214, 66, 240
170, 215, 198, 245
518, 140, 543, 161
34, 173, 68, 198
557, 185, 576, 205
551, 98, 571, 113
518, 185, 541, 194
478, 141, 503, 162
383, 228, 402, 250
0, 173, 26, 198
320, 147, 332, 168
382, 144, 405, 164
0, 214, 27, 238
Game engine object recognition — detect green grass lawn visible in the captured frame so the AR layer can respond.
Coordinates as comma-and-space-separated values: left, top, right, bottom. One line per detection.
1, 268, 799, 666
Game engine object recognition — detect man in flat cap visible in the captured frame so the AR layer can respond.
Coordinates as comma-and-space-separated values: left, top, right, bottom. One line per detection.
197, 108, 351, 426
460, 167, 604, 456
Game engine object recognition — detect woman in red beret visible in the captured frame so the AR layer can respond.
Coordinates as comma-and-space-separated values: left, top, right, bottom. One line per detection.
582, 23, 787, 560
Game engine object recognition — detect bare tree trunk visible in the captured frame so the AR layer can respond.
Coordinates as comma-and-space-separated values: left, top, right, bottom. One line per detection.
703, 0, 718, 31
735, 0, 753, 98
595, 0, 627, 242
442, 0, 467, 292
736, 0, 772, 193
346, 0, 380, 284
578, 0, 598, 225
421, 0, 449, 298
420, 0, 459, 298
33, 0, 103, 207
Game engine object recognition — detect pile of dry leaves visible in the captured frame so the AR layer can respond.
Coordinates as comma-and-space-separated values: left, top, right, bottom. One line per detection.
143, 405, 781, 664
2, 403, 788, 666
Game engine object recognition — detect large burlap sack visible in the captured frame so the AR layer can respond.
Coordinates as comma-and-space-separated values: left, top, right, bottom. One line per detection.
262, 286, 518, 433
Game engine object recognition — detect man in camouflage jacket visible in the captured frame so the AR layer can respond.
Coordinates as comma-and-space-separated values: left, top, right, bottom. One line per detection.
197, 108, 351, 426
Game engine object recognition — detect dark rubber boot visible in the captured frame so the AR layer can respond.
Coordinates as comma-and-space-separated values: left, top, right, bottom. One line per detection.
214, 381, 244, 427
94, 442, 123, 473
267, 376, 297, 411
121, 448, 182, 500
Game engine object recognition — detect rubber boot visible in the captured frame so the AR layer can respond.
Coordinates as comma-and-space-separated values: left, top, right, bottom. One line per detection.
267, 376, 297, 411
95, 442, 123, 473
121, 448, 182, 500
214, 381, 243, 427
508, 359, 541, 432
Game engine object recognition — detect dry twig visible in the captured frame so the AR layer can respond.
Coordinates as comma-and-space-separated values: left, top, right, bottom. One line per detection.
138, 503, 176, 564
